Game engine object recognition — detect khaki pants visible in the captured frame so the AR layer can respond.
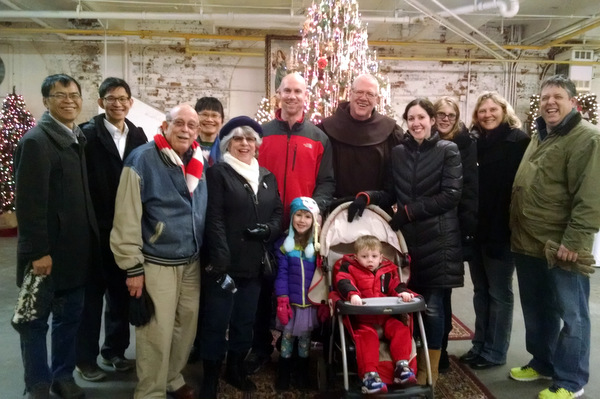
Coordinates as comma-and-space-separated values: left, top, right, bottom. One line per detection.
134, 260, 200, 398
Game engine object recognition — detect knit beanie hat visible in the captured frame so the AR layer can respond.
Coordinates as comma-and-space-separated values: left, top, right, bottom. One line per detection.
219, 116, 263, 141
283, 197, 321, 258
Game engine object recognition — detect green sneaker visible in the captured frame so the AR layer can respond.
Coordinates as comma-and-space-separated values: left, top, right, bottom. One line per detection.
538, 386, 584, 399
509, 365, 552, 381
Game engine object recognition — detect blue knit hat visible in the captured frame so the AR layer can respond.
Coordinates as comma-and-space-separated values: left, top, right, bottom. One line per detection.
219, 116, 263, 141
283, 197, 321, 258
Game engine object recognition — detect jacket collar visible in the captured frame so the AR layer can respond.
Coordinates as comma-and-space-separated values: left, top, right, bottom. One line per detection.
535, 109, 581, 140
38, 111, 85, 148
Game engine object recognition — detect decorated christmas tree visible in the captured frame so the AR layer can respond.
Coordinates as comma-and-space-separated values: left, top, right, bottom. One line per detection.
291, 0, 392, 123
0, 89, 36, 213
258, 0, 392, 124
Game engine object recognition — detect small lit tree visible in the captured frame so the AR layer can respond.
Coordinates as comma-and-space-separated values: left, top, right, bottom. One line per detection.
0, 89, 36, 213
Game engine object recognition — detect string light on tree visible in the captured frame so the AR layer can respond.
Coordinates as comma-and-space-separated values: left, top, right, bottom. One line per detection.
526, 94, 540, 133
0, 89, 35, 213
290, 0, 393, 123
576, 93, 598, 125
255, 97, 275, 124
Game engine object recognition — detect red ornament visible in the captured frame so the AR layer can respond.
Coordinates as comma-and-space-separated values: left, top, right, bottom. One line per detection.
317, 56, 328, 69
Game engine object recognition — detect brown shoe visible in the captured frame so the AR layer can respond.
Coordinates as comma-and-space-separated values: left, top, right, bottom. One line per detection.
168, 384, 195, 399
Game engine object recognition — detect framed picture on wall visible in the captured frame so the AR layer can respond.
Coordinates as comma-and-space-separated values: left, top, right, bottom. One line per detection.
265, 35, 301, 100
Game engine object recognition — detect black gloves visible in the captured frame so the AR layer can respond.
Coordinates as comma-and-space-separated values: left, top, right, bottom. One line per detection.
389, 207, 409, 230
348, 195, 368, 222
129, 286, 155, 327
245, 223, 270, 240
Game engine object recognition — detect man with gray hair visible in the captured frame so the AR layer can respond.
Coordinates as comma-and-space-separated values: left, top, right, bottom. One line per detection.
509, 75, 600, 399
110, 103, 207, 399
318, 74, 403, 205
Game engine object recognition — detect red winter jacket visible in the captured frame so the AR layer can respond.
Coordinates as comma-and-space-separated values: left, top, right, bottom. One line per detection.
259, 110, 335, 224
335, 254, 409, 301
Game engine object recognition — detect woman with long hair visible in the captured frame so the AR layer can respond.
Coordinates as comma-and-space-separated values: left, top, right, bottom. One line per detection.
459, 92, 530, 369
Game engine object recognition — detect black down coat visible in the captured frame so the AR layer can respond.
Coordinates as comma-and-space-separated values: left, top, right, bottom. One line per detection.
374, 132, 464, 290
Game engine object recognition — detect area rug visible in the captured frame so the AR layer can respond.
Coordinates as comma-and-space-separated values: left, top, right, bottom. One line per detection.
448, 314, 474, 341
215, 353, 494, 398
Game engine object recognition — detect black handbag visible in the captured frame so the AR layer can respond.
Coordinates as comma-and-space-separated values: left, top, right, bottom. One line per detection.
262, 245, 277, 277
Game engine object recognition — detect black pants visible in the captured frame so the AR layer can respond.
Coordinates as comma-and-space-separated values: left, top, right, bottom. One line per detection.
251, 274, 277, 357
76, 249, 130, 365
199, 275, 262, 361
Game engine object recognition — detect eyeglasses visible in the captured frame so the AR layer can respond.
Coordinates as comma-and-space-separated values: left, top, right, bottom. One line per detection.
198, 111, 222, 120
352, 90, 378, 99
48, 92, 81, 101
168, 119, 199, 130
436, 112, 457, 121
232, 136, 257, 143
103, 96, 131, 105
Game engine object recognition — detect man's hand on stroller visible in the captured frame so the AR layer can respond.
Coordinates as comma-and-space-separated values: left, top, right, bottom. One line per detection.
277, 296, 293, 325
350, 294, 363, 306
348, 194, 369, 222
397, 292, 414, 302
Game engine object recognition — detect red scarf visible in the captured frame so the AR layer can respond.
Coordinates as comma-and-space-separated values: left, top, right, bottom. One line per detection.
154, 133, 204, 195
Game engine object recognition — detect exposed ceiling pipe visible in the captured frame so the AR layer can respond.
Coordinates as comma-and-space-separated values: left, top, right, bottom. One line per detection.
429, 0, 517, 59
438, 0, 520, 19
404, 0, 508, 60
0, 10, 412, 25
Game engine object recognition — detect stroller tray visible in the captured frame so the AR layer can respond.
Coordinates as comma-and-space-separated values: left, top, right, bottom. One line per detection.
336, 295, 426, 315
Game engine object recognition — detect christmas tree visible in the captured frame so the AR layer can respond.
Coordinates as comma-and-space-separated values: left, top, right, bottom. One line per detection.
292, 0, 392, 123
261, 0, 392, 124
0, 89, 36, 213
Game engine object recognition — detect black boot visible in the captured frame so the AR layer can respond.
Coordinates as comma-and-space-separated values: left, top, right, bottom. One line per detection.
439, 349, 450, 373
199, 359, 222, 399
225, 352, 257, 392
295, 356, 310, 391
275, 356, 292, 391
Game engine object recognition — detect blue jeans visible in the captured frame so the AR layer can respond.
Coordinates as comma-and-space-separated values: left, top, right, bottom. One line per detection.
469, 244, 514, 363
19, 285, 85, 391
418, 287, 448, 350
514, 253, 590, 392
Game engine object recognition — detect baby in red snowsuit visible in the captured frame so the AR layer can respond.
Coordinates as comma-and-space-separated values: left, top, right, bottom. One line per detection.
335, 235, 417, 394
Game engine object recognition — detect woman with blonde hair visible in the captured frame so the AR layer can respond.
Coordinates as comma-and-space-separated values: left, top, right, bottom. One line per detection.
459, 91, 529, 370
432, 97, 478, 372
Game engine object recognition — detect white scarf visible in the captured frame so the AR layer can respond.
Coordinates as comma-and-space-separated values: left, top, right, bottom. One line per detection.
224, 152, 260, 194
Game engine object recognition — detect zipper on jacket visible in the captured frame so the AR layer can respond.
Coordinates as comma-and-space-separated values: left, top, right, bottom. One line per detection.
244, 183, 258, 205
301, 256, 306, 306
411, 150, 421, 200
282, 134, 291, 207
292, 143, 297, 171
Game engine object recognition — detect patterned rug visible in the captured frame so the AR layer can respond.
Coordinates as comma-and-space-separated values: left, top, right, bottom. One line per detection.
448, 314, 474, 341
211, 353, 494, 399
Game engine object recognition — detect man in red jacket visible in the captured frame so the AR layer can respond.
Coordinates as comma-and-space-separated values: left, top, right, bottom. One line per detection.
248, 72, 335, 373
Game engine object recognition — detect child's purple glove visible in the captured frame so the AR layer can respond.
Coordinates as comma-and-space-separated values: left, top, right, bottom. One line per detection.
276, 296, 293, 325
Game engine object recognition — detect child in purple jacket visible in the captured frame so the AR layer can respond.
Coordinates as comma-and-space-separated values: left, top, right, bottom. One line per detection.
273, 196, 322, 391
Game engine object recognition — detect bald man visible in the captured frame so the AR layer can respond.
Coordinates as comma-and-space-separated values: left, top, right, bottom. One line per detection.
251, 73, 334, 374
110, 104, 207, 399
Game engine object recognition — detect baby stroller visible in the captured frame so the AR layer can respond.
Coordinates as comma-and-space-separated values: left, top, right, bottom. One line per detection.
320, 202, 434, 398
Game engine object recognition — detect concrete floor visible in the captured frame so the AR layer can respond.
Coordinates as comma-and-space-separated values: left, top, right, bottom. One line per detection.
1, 235, 598, 398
